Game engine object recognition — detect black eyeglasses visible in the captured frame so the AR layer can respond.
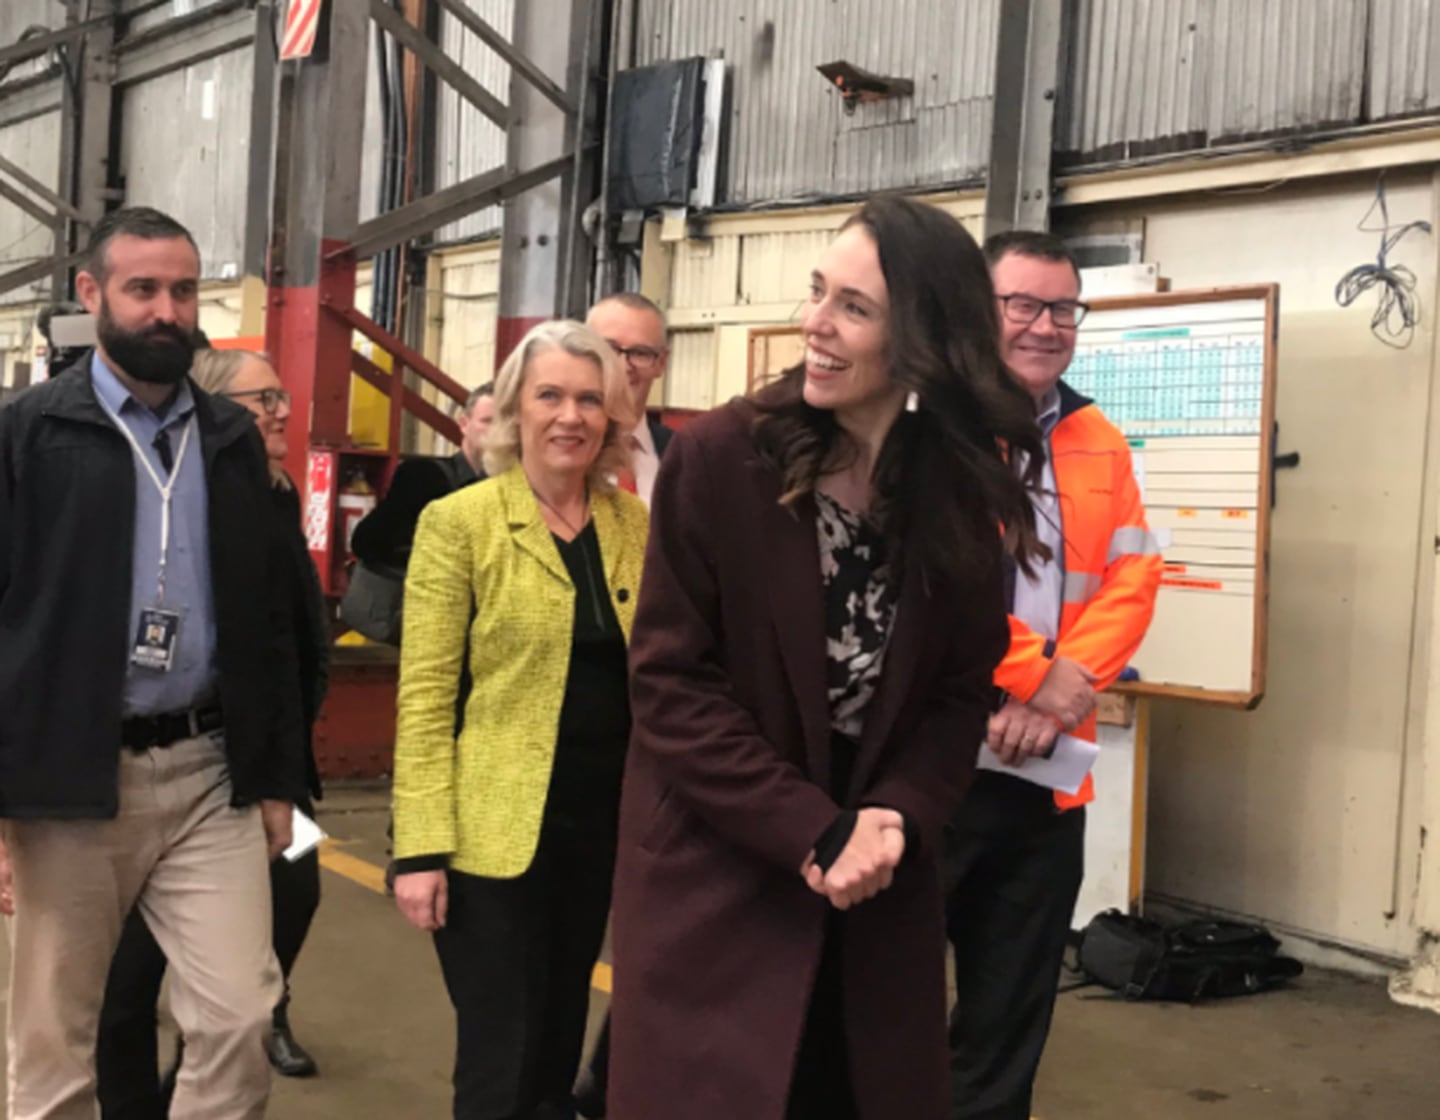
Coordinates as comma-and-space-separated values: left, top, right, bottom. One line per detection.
223, 388, 292, 414
604, 341, 665, 370
997, 293, 1090, 329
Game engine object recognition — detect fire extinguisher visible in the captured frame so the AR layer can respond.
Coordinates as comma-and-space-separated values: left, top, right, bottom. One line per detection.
335, 467, 377, 558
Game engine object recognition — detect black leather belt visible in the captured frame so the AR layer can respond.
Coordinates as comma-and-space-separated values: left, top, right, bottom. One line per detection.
121, 703, 224, 752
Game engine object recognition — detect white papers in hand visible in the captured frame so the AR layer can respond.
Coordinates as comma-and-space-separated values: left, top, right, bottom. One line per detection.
975, 734, 1100, 795
283, 807, 327, 863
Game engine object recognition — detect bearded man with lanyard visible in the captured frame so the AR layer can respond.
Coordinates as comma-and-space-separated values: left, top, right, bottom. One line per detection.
0, 206, 307, 1120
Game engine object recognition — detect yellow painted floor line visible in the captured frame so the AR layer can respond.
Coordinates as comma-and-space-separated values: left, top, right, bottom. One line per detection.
318, 842, 388, 895
318, 842, 614, 995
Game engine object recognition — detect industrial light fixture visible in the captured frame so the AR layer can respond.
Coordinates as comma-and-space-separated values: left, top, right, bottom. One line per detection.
816, 60, 915, 115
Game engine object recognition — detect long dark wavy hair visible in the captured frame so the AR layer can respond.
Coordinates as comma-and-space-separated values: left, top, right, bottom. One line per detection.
753, 195, 1048, 580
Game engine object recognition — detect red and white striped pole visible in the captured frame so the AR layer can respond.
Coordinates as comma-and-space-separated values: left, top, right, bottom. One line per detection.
278, 0, 322, 61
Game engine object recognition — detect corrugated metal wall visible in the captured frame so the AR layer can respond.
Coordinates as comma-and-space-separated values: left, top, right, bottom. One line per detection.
100, 5, 514, 260
1064, 0, 1207, 157
1205, 0, 1366, 137
434, 0, 513, 243
1370, 0, 1440, 119
1066, 0, 1368, 157
638, 0, 1440, 199
634, 0, 1000, 203
119, 47, 255, 281
109, 17, 383, 268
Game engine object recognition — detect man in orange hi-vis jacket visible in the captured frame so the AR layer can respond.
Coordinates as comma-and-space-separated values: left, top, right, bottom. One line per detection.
945, 230, 1162, 1120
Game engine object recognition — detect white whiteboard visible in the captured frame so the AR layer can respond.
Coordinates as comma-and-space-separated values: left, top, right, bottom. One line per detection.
1066, 287, 1277, 706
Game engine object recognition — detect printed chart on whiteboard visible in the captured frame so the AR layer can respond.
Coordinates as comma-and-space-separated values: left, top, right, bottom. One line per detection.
1065, 289, 1277, 704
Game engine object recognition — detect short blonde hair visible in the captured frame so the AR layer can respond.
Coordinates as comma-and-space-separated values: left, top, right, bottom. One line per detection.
191, 348, 288, 487
482, 319, 636, 487
191, 348, 269, 396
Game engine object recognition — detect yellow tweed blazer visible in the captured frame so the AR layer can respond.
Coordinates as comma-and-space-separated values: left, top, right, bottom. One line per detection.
392, 464, 649, 878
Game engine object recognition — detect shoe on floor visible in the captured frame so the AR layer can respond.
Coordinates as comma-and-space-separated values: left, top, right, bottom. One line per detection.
267, 1023, 319, 1078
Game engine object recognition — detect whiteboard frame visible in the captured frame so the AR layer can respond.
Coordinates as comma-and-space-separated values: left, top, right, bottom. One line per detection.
1090, 284, 1279, 710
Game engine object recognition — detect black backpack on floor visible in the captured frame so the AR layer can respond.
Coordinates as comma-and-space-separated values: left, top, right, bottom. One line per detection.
1076, 909, 1303, 1002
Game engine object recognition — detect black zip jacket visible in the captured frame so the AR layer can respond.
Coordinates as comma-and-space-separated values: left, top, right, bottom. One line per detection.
0, 364, 308, 817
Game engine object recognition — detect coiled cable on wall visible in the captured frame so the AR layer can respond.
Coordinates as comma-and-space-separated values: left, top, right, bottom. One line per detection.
1335, 174, 1432, 350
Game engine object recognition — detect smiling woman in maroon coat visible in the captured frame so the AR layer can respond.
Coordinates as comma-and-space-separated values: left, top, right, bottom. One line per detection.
607, 194, 1051, 1120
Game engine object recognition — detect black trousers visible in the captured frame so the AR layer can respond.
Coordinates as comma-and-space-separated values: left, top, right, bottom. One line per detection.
786, 911, 858, 1120
943, 774, 1085, 1120
95, 848, 322, 1120
433, 810, 617, 1120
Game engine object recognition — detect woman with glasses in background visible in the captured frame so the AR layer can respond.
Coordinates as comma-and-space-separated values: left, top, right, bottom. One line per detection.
92, 349, 330, 1119
195, 352, 328, 1078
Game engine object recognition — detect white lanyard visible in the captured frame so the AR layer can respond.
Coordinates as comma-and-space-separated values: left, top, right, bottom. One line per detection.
103, 405, 195, 604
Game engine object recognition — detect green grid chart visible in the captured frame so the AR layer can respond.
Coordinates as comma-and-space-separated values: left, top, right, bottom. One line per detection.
1065, 322, 1266, 438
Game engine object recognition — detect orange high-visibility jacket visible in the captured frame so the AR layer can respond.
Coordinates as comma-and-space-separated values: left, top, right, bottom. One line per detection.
995, 382, 1163, 810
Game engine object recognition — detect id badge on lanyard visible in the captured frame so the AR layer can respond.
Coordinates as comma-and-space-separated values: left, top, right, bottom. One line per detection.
103, 403, 196, 673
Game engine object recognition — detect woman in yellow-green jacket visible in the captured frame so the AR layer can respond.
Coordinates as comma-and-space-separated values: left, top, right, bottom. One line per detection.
391, 319, 648, 1120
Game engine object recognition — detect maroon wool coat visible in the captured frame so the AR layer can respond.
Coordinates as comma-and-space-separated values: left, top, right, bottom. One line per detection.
609, 401, 1009, 1120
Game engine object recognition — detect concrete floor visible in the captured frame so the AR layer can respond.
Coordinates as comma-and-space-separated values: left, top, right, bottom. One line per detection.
5, 782, 1440, 1118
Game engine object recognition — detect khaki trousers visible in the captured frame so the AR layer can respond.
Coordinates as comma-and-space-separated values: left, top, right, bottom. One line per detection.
4, 734, 280, 1120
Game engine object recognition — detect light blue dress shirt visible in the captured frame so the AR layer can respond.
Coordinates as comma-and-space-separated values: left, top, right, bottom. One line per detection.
91, 353, 218, 716
1013, 388, 1065, 643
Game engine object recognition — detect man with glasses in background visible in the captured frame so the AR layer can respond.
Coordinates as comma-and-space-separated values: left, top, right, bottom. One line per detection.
944, 231, 1161, 1120
586, 293, 674, 506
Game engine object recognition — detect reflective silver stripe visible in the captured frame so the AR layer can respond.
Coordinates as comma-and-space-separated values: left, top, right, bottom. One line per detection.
1063, 570, 1103, 605
1107, 526, 1163, 564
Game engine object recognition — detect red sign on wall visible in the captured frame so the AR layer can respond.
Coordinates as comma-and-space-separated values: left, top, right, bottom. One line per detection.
306, 450, 337, 591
